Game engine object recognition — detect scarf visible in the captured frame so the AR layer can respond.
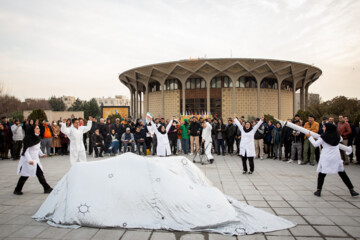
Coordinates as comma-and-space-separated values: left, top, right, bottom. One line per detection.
158, 126, 166, 135
243, 122, 252, 133
321, 123, 340, 146
22, 126, 41, 156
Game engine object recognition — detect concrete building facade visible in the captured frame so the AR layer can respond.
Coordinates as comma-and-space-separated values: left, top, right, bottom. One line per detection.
95, 95, 131, 107
119, 58, 322, 120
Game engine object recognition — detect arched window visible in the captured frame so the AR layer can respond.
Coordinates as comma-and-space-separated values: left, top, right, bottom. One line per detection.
236, 76, 257, 88
211, 77, 222, 88
281, 80, 293, 91
223, 76, 233, 88
149, 82, 161, 92
186, 78, 205, 89
164, 79, 179, 90
260, 78, 278, 89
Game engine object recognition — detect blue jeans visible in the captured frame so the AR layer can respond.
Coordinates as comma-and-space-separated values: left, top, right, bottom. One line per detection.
217, 139, 225, 154
123, 142, 135, 153
181, 138, 190, 154
137, 142, 147, 155
109, 140, 119, 154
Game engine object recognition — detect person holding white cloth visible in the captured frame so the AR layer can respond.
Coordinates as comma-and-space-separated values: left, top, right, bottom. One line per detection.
233, 114, 264, 174
60, 117, 93, 165
201, 120, 214, 164
307, 122, 359, 197
14, 125, 52, 195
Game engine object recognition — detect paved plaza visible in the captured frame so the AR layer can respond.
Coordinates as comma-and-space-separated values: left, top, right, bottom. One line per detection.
1, 153, 360, 240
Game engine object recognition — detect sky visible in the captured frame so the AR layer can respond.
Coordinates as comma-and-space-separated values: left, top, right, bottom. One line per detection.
0, 0, 359, 102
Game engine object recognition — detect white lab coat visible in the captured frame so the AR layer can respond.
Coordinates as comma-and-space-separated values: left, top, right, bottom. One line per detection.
234, 119, 263, 157
60, 121, 92, 165
151, 120, 173, 157
202, 122, 213, 160
309, 136, 344, 174
17, 143, 45, 177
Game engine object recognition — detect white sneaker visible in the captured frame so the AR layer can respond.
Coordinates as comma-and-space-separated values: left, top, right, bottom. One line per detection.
287, 160, 293, 163
189, 153, 193, 156
260, 157, 263, 160
298, 160, 301, 165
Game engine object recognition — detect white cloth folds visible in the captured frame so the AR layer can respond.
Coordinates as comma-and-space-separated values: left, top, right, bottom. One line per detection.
32, 153, 295, 235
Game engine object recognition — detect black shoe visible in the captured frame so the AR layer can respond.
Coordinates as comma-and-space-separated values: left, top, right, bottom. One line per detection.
222, 153, 225, 156
350, 189, 359, 197
310, 162, 315, 166
95, 154, 99, 158
314, 190, 321, 197
99, 154, 104, 157
13, 190, 23, 195
248, 171, 253, 174
210, 159, 214, 164
301, 162, 308, 165
217, 153, 220, 156
242, 171, 247, 174
44, 188, 53, 194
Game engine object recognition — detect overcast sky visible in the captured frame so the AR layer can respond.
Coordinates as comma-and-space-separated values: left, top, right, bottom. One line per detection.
0, 0, 359, 101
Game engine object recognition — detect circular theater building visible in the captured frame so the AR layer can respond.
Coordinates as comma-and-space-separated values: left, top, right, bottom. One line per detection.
119, 58, 322, 120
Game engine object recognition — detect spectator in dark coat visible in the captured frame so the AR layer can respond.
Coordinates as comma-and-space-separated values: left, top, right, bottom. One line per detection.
216, 119, 226, 155
91, 129, 106, 158
225, 118, 236, 155
1, 116, 13, 159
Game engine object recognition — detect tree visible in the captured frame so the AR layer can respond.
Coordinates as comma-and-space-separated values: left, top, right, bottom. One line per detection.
84, 98, 100, 119
28, 109, 48, 122
107, 113, 122, 123
48, 96, 66, 111
68, 98, 84, 111
264, 114, 276, 124
9, 111, 24, 122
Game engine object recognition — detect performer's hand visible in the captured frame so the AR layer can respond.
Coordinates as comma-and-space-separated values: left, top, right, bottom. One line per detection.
89, 116, 93, 121
233, 113, 237, 119
260, 116, 264, 122
202, 139, 205, 143
29, 161, 34, 165
62, 118, 66, 123
306, 133, 311, 138
41, 155, 46, 158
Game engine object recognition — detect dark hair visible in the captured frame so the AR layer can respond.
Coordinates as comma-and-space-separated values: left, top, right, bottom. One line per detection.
14, 119, 19, 123
72, 118, 79, 123
294, 120, 300, 124
308, 114, 315, 119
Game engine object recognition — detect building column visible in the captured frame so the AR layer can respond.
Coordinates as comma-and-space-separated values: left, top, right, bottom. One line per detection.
300, 85, 305, 110
145, 83, 149, 117
135, 85, 138, 119
161, 83, 165, 117
305, 84, 309, 109
257, 78, 261, 117
130, 87, 134, 117
206, 80, 210, 115
232, 77, 236, 114
278, 81, 281, 119
182, 83, 186, 115
293, 84, 296, 116
139, 91, 142, 119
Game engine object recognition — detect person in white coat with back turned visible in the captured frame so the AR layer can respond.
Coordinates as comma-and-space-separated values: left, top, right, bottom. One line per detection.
150, 117, 174, 157
201, 120, 214, 164
233, 114, 264, 174
307, 122, 359, 197
60, 116, 93, 165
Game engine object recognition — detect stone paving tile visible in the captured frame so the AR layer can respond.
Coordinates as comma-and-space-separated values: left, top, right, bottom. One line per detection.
62, 227, 99, 240
266, 236, 295, 240
36, 227, 73, 239
289, 225, 320, 237
272, 207, 299, 216
8, 225, 48, 238
208, 233, 236, 239
341, 226, 360, 238
180, 233, 205, 240
121, 230, 152, 240
265, 229, 292, 236
91, 229, 125, 240
151, 231, 176, 240
303, 216, 334, 225
0, 224, 25, 238
313, 225, 348, 237
237, 235, 266, 239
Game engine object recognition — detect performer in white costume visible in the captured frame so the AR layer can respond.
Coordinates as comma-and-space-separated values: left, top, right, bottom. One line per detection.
201, 120, 214, 164
233, 114, 264, 174
306, 123, 359, 197
149, 117, 174, 157
60, 117, 93, 165
14, 125, 52, 195
33, 152, 296, 235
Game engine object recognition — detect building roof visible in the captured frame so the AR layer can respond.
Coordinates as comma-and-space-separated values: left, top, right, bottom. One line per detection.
119, 58, 322, 91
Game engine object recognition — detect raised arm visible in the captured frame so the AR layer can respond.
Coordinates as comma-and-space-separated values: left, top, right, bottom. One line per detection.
233, 118, 243, 131
166, 120, 174, 133
252, 120, 264, 133
60, 122, 71, 136
81, 120, 92, 134
308, 136, 323, 148
150, 121, 159, 135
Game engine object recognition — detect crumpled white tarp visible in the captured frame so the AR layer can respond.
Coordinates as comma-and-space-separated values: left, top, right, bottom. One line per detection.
32, 153, 296, 235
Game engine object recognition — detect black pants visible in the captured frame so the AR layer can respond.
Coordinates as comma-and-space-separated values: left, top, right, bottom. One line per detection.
152, 135, 157, 155
12, 141, 22, 159
227, 137, 234, 154
267, 142, 273, 158
284, 141, 292, 159
170, 139, 177, 155
145, 137, 152, 150
235, 138, 240, 154
15, 165, 51, 192
241, 155, 254, 172
61, 143, 68, 155
317, 171, 354, 190
94, 144, 106, 156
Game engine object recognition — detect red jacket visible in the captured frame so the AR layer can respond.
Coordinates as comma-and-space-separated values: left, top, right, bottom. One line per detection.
337, 122, 352, 140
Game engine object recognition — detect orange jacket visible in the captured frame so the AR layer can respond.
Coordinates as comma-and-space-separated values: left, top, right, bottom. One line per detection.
304, 121, 319, 139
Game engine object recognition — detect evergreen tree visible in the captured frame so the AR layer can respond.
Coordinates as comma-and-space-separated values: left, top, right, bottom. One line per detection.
48, 96, 66, 111
28, 109, 48, 121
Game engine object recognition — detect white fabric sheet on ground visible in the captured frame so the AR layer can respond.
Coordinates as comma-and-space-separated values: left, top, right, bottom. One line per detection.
32, 153, 295, 235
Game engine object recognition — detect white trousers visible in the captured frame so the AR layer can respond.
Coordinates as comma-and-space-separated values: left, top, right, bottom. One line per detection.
204, 140, 213, 160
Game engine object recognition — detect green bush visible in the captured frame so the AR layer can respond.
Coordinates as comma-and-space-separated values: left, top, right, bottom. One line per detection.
28, 109, 47, 122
